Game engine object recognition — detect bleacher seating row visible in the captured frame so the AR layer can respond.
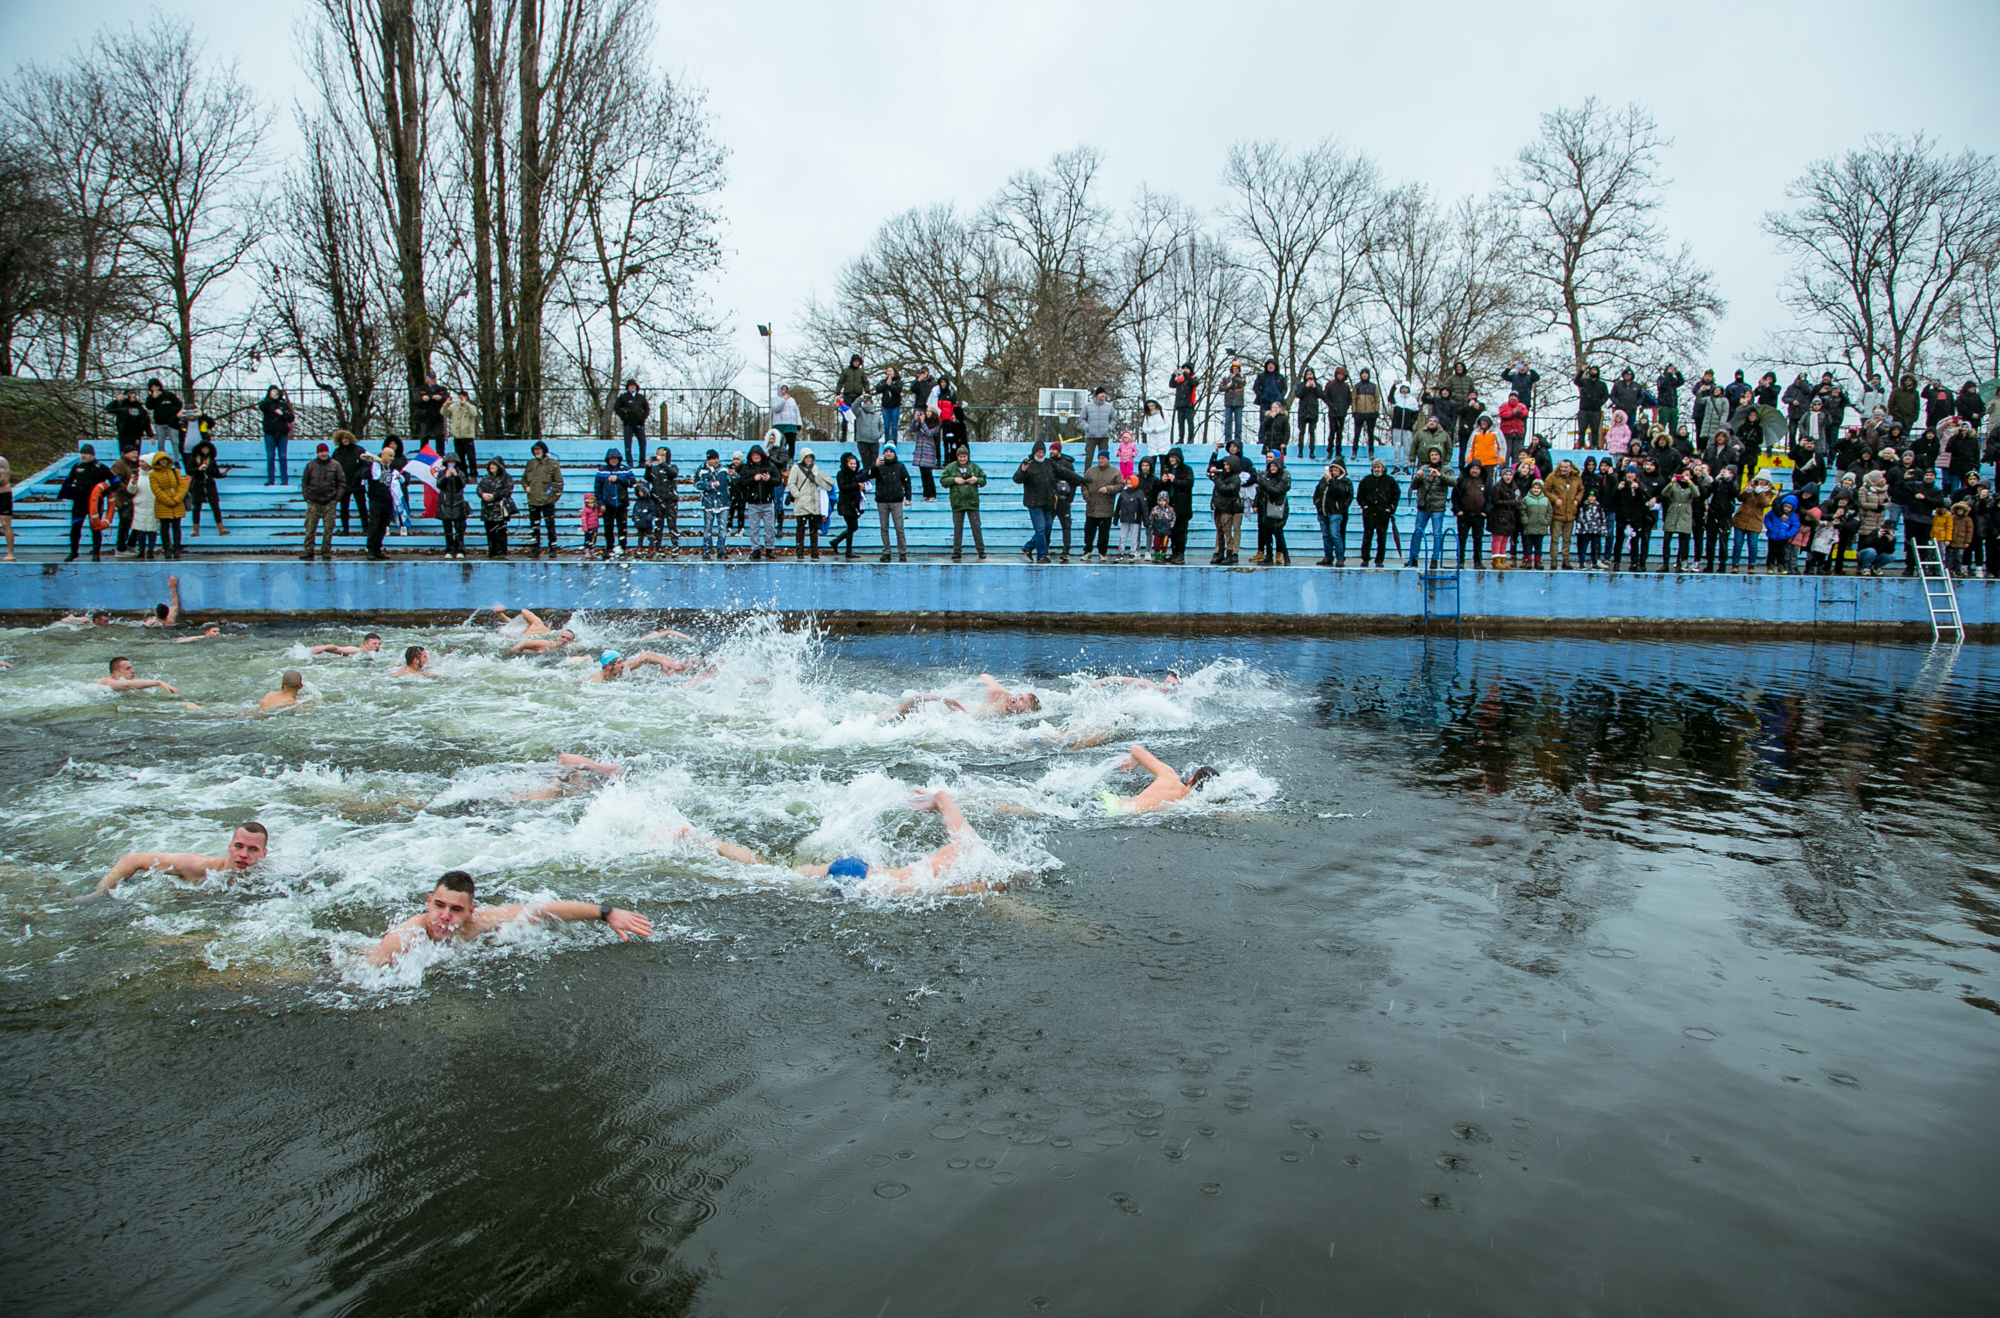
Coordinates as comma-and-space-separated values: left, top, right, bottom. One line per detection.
5, 437, 1800, 560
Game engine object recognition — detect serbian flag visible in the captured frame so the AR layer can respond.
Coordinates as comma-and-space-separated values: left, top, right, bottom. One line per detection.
407, 443, 441, 517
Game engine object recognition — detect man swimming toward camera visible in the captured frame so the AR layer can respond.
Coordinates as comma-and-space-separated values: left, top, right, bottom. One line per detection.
367, 870, 652, 966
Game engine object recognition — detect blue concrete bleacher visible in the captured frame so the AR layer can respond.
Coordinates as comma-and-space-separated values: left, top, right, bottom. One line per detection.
4, 437, 1799, 561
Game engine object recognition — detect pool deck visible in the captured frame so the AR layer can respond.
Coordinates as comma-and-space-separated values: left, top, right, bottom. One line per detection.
0, 558, 1989, 637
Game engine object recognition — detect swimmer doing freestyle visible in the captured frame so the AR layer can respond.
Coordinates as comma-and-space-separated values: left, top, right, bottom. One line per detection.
666, 790, 1005, 896
879, 673, 1040, 721
1099, 744, 1217, 814
367, 870, 652, 966
93, 821, 269, 894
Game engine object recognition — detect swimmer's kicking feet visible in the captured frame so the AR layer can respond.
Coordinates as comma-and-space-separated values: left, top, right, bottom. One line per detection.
366, 870, 651, 966
1099, 744, 1217, 814
310, 633, 382, 656
638, 626, 694, 642
1091, 674, 1179, 692
513, 753, 623, 800
92, 821, 269, 894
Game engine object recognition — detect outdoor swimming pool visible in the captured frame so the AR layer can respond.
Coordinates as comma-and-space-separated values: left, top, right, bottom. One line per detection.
1, 621, 1995, 1316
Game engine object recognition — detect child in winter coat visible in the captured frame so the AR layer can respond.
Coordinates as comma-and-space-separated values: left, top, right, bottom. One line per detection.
631, 483, 659, 553
1945, 500, 1974, 575
1763, 492, 1801, 574
1605, 409, 1632, 455
1148, 491, 1177, 563
1117, 430, 1139, 480
1114, 477, 1146, 560
1575, 491, 1608, 568
1807, 508, 1839, 574
581, 494, 601, 551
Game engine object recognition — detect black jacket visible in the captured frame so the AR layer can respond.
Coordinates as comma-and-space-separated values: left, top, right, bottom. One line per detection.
434, 467, 468, 519
836, 465, 864, 513
1292, 383, 1322, 423
104, 399, 150, 444
1013, 457, 1057, 510
871, 457, 912, 503
1312, 474, 1353, 515
1158, 458, 1195, 515
146, 391, 183, 428
740, 455, 778, 504
58, 459, 112, 512
1321, 378, 1352, 416
1655, 369, 1685, 407
1574, 373, 1609, 412
1610, 378, 1642, 418
477, 471, 514, 523
1050, 453, 1080, 509
259, 395, 295, 436
614, 389, 648, 427
1357, 472, 1400, 518
1255, 467, 1292, 521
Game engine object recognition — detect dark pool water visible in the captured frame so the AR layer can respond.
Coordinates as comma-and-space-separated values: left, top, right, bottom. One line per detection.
2, 629, 1997, 1317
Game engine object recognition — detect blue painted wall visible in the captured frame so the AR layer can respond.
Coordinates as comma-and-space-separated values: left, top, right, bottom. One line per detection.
0, 561, 1987, 629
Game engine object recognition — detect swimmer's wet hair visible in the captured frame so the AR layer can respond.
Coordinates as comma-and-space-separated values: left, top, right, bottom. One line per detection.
281, 670, 303, 689
154, 603, 169, 619
108, 656, 128, 672
1185, 767, 1219, 793
237, 821, 268, 841
436, 870, 475, 897
404, 645, 424, 664
364, 632, 380, 642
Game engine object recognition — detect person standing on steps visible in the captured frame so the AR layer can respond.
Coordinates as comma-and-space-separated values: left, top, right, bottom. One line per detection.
1159, 447, 1196, 564
593, 450, 636, 559
1216, 361, 1245, 448
613, 378, 648, 465
1049, 438, 1080, 562
853, 391, 884, 472
145, 379, 184, 458
874, 366, 903, 462
1293, 368, 1323, 459
737, 445, 777, 560
447, 390, 480, 470
300, 442, 346, 560
1171, 363, 1200, 446
1355, 458, 1398, 567
943, 444, 987, 561
1014, 440, 1057, 563
1254, 451, 1292, 565
1206, 440, 1250, 565
770, 385, 803, 463
477, 457, 514, 560
59, 445, 113, 562
1407, 448, 1453, 568
1080, 387, 1118, 467
1082, 450, 1122, 562
329, 430, 366, 536
787, 447, 834, 561
1313, 460, 1352, 566
1350, 369, 1381, 453
694, 450, 732, 560
257, 385, 294, 486
829, 452, 863, 559
871, 444, 911, 562
413, 373, 449, 451
521, 441, 564, 557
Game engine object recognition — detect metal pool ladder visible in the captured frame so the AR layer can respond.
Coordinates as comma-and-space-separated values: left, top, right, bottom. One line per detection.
1914, 540, 1963, 644
1420, 559, 1461, 626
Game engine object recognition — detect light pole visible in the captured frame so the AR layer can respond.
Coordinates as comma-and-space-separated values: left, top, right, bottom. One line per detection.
756, 324, 773, 426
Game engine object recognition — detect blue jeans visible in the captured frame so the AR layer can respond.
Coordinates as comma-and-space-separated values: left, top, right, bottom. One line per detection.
264, 435, 289, 484
1407, 510, 1447, 565
1316, 511, 1348, 563
1024, 507, 1052, 559
702, 507, 727, 553
1730, 527, 1761, 569
883, 407, 899, 445
1223, 406, 1244, 446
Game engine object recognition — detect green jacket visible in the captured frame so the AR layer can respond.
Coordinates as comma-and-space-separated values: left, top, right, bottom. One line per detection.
1518, 492, 1553, 536
1411, 467, 1453, 513
943, 459, 986, 510
1659, 479, 1698, 534
522, 455, 565, 506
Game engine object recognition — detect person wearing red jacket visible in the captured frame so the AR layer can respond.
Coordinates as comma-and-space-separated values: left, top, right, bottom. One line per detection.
1498, 393, 1530, 463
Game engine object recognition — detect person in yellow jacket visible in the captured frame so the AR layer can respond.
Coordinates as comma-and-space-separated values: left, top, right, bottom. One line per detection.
149, 452, 190, 561
1542, 458, 1584, 567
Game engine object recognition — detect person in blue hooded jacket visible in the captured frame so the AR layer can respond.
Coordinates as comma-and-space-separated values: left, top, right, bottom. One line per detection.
593, 449, 636, 558
1763, 492, 1801, 575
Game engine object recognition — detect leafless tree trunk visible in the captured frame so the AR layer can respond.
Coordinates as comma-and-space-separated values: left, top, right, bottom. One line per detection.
1499, 98, 1722, 381
1110, 188, 1195, 413
1763, 133, 2000, 383
1222, 138, 1379, 391
1364, 186, 1525, 390
1163, 231, 1251, 441
98, 14, 268, 401
0, 60, 139, 378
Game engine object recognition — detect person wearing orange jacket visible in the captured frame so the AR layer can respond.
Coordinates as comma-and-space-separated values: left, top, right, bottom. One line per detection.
1466, 416, 1504, 472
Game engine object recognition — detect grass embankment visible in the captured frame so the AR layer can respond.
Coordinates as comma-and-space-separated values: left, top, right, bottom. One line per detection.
0, 379, 91, 481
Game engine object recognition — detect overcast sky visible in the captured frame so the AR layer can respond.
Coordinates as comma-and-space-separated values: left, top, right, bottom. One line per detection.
6, 0, 1998, 394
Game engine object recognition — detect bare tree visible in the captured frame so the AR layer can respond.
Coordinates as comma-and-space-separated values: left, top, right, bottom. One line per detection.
563, 63, 727, 431
1161, 229, 1252, 438
310, 0, 443, 412
1110, 188, 1196, 413
0, 60, 140, 378
1222, 138, 1379, 388
98, 14, 269, 400
1499, 99, 1722, 379
1940, 255, 2000, 386
0, 143, 69, 377
1364, 186, 1525, 389
259, 119, 399, 434
1763, 133, 2000, 384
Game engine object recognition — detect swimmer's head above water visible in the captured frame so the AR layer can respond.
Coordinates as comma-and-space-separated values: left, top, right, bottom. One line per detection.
823, 855, 870, 898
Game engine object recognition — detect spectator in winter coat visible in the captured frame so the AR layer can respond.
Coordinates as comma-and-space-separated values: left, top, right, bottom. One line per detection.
1501, 362, 1540, 411
105, 389, 151, 451
1498, 393, 1529, 458
771, 387, 803, 460
300, 442, 346, 560
1171, 363, 1200, 444
1729, 478, 1775, 571
1452, 461, 1488, 568
1609, 370, 1643, 426
1350, 370, 1381, 448
872, 444, 912, 562
1253, 454, 1292, 564
644, 447, 680, 551
1410, 411, 1450, 471
1887, 375, 1921, 431
1291, 369, 1323, 458
739, 445, 780, 560
258, 386, 295, 486
477, 458, 514, 559
1082, 451, 1124, 561
434, 455, 470, 559
1253, 359, 1287, 412
1574, 367, 1609, 447
1406, 449, 1452, 568
1258, 401, 1290, 457
1356, 459, 1399, 567
1080, 387, 1119, 466
522, 441, 565, 555
447, 391, 480, 469
613, 380, 649, 464
1465, 418, 1503, 472
1312, 461, 1353, 565
693, 450, 733, 559
1206, 440, 1253, 565
593, 451, 637, 557
1656, 366, 1686, 431
145, 379, 184, 456
829, 453, 864, 559
1542, 460, 1583, 568
942, 446, 987, 561
1322, 367, 1353, 459
786, 447, 835, 560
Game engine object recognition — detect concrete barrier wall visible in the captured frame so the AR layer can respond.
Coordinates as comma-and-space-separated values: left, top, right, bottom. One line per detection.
1, 561, 1989, 632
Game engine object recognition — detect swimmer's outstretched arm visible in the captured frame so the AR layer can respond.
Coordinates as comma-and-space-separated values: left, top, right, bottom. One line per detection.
651, 823, 768, 866
623, 650, 681, 673
94, 850, 225, 894
1120, 743, 1177, 785
481, 901, 653, 939
99, 677, 179, 693
555, 753, 622, 777
640, 627, 693, 641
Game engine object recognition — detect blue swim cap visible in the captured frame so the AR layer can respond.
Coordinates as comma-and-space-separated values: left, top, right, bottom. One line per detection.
599, 650, 621, 667
828, 857, 869, 880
